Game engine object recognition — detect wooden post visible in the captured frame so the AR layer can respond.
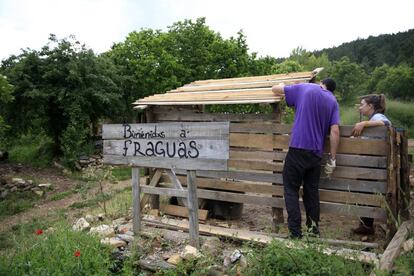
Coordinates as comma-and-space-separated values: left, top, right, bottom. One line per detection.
398, 130, 410, 220
386, 127, 398, 240
271, 103, 284, 231
132, 167, 141, 234
187, 170, 200, 248
145, 107, 159, 209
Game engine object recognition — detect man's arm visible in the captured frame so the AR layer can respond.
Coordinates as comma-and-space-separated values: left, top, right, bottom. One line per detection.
271, 83, 285, 96
329, 124, 340, 160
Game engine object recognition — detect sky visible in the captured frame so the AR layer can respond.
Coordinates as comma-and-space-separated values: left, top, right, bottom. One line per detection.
0, 0, 413, 61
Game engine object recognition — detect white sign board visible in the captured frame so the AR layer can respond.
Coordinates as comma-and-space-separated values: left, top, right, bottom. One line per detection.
103, 122, 229, 171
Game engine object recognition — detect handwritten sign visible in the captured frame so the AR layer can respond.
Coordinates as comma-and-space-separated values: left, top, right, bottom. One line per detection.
102, 122, 229, 171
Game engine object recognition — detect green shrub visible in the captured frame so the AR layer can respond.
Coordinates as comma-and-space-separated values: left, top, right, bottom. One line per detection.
7, 133, 54, 167
386, 100, 414, 136
0, 224, 112, 275
244, 240, 366, 275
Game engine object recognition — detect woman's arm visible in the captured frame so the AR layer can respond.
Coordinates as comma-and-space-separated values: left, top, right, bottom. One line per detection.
351, 120, 385, 136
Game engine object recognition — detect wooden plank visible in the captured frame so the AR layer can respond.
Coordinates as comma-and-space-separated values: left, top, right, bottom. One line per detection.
378, 221, 413, 271
103, 122, 230, 140
174, 169, 388, 193
140, 169, 163, 210
228, 159, 283, 172
135, 98, 282, 106
140, 186, 387, 220
164, 169, 187, 206
154, 111, 279, 122
230, 150, 387, 168
387, 128, 398, 238
104, 155, 228, 171
230, 123, 387, 139
170, 77, 312, 92
185, 71, 314, 85
143, 217, 379, 264
187, 170, 200, 248
230, 133, 389, 155
132, 167, 141, 233
159, 176, 385, 207
104, 139, 229, 159
162, 204, 208, 221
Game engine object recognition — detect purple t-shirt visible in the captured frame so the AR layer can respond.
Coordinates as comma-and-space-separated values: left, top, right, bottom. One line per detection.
284, 83, 340, 157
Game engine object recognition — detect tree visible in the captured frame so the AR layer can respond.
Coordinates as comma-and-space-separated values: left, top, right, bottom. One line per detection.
376, 64, 414, 100
0, 74, 13, 145
327, 57, 368, 103
1, 35, 122, 166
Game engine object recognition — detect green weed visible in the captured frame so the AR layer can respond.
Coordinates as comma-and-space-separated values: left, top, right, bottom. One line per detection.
0, 223, 112, 275
0, 191, 38, 219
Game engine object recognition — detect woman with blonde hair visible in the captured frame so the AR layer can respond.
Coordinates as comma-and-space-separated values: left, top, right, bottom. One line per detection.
352, 94, 391, 235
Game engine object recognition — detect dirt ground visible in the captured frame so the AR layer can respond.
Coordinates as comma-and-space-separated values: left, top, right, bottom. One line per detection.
1, 162, 405, 251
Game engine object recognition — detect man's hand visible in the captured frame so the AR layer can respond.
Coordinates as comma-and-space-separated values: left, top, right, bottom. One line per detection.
325, 158, 336, 178
271, 83, 285, 96
352, 122, 365, 137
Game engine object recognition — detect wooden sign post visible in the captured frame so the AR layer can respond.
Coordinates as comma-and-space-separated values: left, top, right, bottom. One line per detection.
102, 122, 229, 247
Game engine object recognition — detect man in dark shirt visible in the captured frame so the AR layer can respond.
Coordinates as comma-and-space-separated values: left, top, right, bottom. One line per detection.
272, 79, 340, 238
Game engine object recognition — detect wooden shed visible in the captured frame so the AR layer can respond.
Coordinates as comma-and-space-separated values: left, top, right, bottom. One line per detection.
130, 69, 410, 239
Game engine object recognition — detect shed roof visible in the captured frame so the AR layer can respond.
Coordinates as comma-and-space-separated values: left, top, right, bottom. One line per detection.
133, 68, 322, 109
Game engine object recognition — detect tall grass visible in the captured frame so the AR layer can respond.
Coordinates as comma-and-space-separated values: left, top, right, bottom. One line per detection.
0, 223, 112, 275
7, 132, 54, 167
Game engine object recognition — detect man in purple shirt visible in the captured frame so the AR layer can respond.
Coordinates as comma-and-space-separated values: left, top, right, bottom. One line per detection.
272, 79, 340, 238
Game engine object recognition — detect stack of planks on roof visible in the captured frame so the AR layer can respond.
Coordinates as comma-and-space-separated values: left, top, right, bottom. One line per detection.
133, 69, 321, 108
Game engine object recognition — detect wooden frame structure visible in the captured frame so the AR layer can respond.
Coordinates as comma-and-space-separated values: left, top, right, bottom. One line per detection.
129, 70, 410, 254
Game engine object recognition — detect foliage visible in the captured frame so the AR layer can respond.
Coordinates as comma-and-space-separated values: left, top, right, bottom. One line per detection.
0, 74, 13, 145
375, 64, 414, 100
7, 132, 54, 167
315, 29, 414, 70
1, 35, 121, 166
327, 57, 368, 103
0, 191, 38, 219
0, 224, 112, 275
243, 240, 366, 275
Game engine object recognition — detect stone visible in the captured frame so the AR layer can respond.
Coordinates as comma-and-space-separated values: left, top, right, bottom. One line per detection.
117, 234, 134, 243
230, 249, 242, 263
72, 218, 91, 231
90, 224, 115, 237
85, 214, 97, 223
361, 236, 368, 242
403, 238, 414, 253
10, 186, 18, 192
112, 217, 127, 226
167, 254, 182, 265
201, 237, 221, 255
101, 237, 127, 248
12, 178, 25, 185
38, 183, 52, 189
34, 190, 44, 197
97, 213, 105, 221
181, 245, 202, 260
0, 190, 8, 199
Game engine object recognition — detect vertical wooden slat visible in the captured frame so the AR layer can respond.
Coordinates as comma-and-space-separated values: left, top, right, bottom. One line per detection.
386, 127, 398, 240
132, 167, 141, 234
271, 103, 284, 230
399, 129, 410, 219
187, 170, 200, 248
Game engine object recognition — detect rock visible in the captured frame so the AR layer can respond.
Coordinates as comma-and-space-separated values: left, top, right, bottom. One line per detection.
138, 258, 176, 272
230, 249, 242, 263
101, 237, 127, 248
12, 178, 25, 185
10, 186, 18, 192
112, 217, 127, 226
149, 209, 159, 216
72, 218, 91, 231
201, 237, 221, 255
117, 234, 134, 243
167, 254, 182, 265
38, 183, 52, 189
181, 245, 202, 260
97, 213, 105, 221
403, 238, 414, 253
0, 190, 8, 199
117, 223, 133, 234
239, 255, 248, 269
90, 224, 115, 237
85, 214, 97, 223
34, 190, 44, 197
361, 236, 368, 242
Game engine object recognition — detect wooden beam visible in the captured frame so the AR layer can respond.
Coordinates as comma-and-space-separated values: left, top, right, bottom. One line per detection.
162, 204, 208, 221
378, 221, 413, 271
132, 167, 141, 233
187, 170, 200, 248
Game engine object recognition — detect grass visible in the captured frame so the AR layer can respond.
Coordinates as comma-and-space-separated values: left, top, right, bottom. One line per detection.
7, 133, 54, 167
0, 222, 113, 275
112, 166, 133, 181
49, 190, 73, 201
0, 191, 39, 220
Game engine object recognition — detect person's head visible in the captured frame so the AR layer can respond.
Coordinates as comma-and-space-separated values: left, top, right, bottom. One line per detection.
359, 94, 386, 116
320, 78, 336, 93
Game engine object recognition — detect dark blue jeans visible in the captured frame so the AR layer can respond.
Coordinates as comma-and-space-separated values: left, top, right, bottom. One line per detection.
283, 148, 322, 238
